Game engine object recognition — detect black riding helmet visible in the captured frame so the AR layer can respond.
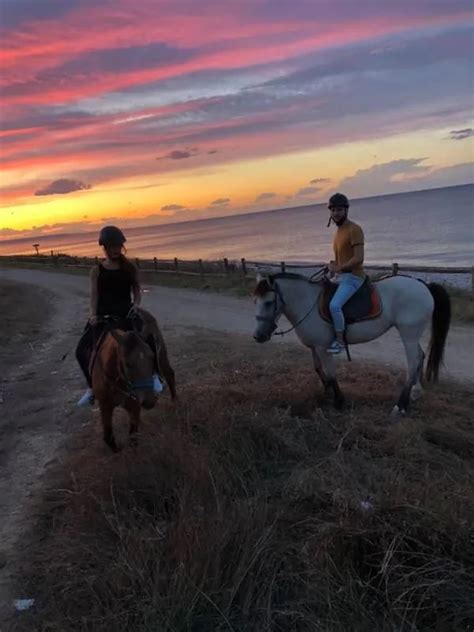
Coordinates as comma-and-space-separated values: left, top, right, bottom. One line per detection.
98, 225, 126, 247
328, 192, 349, 209
327, 193, 349, 227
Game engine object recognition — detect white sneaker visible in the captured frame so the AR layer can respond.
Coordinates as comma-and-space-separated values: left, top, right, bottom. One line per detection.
153, 375, 164, 394
77, 388, 94, 406
327, 340, 344, 354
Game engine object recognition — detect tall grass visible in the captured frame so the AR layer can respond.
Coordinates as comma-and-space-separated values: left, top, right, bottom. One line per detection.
14, 334, 474, 631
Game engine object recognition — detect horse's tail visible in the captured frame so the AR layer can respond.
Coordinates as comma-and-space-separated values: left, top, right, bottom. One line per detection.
139, 308, 177, 399
156, 336, 177, 400
426, 283, 451, 383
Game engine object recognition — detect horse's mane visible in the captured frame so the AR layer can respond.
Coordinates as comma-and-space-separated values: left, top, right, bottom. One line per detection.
270, 272, 309, 282
254, 272, 310, 296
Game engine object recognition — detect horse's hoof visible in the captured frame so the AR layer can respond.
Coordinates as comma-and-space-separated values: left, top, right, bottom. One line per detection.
410, 386, 424, 401
390, 405, 406, 419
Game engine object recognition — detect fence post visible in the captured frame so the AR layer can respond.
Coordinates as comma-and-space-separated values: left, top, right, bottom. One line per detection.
471, 266, 474, 301
174, 257, 179, 272
153, 257, 158, 271
135, 257, 140, 269
240, 257, 247, 276
198, 259, 204, 280
391, 262, 399, 275
223, 257, 230, 275
95, 256, 99, 266
281, 261, 286, 273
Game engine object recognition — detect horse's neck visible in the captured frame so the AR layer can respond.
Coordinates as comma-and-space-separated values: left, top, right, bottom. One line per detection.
278, 279, 320, 322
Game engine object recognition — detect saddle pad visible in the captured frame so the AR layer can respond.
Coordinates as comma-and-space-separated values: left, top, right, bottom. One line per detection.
319, 278, 382, 324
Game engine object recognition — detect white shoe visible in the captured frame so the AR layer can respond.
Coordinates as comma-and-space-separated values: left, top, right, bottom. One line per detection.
327, 340, 344, 354
77, 388, 94, 406
153, 375, 164, 394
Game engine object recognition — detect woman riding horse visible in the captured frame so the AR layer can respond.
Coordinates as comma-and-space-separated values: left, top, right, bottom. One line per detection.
75, 225, 163, 406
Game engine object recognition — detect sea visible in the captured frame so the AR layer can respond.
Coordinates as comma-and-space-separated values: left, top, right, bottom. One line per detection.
1, 184, 473, 273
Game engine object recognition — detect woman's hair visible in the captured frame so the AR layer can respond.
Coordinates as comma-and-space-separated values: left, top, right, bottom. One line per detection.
118, 249, 138, 285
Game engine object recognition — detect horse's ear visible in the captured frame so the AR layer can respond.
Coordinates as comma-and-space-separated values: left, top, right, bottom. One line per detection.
254, 278, 271, 297
110, 330, 125, 345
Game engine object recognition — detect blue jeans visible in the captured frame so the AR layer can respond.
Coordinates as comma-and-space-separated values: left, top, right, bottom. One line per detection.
329, 273, 365, 333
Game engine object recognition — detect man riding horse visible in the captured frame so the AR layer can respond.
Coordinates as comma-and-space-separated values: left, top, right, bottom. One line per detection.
75, 225, 163, 406
326, 192, 365, 354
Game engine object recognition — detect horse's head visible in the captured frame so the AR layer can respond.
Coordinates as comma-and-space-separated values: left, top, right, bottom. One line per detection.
113, 330, 157, 409
253, 274, 284, 343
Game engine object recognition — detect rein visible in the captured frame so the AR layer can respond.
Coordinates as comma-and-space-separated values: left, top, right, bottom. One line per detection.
258, 268, 327, 337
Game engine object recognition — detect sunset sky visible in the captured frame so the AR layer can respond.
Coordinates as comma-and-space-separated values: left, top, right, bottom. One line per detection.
0, 0, 473, 239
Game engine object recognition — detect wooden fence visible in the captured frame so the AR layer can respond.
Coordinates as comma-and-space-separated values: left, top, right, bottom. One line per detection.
1, 252, 473, 297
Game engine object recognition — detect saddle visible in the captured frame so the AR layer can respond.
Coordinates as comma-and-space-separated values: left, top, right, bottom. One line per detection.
319, 276, 382, 324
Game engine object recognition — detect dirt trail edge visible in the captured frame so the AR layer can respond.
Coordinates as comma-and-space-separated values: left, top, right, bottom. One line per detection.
0, 275, 87, 622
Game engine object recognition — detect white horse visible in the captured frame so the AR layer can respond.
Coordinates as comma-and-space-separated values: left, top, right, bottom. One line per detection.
253, 271, 451, 415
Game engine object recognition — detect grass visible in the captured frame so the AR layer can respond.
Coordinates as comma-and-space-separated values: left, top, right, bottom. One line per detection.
14, 332, 474, 631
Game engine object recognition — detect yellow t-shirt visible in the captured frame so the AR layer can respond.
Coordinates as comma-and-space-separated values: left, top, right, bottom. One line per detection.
333, 220, 365, 277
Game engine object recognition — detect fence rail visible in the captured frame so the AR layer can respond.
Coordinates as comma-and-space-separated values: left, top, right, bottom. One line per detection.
1, 253, 472, 296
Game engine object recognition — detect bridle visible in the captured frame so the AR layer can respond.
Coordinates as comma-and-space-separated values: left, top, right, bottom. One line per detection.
256, 267, 327, 337
93, 316, 155, 401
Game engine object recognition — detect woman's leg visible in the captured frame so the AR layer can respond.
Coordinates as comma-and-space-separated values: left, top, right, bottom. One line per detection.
76, 323, 94, 387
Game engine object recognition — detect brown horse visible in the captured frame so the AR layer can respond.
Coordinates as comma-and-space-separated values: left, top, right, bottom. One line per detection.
91, 310, 176, 451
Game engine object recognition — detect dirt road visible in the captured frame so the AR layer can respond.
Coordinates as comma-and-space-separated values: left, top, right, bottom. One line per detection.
1, 267, 472, 382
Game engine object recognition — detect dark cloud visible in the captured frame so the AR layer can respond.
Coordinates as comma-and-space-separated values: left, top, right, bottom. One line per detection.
34, 178, 91, 196
158, 149, 199, 160
310, 178, 331, 184
161, 204, 185, 211
255, 192, 276, 201
211, 197, 230, 206
448, 128, 473, 140
207, 149, 218, 154
296, 186, 320, 196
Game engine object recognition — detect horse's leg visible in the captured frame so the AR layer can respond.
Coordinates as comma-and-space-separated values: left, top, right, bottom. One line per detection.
159, 347, 177, 400
99, 400, 118, 452
128, 406, 141, 447
311, 347, 330, 392
411, 344, 425, 401
317, 347, 345, 410
392, 328, 423, 416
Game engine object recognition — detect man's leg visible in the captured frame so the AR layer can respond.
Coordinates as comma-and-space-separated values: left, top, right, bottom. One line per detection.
328, 275, 364, 350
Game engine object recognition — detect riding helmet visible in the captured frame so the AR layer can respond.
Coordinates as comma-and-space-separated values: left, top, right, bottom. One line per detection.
328, 192, 349, 208
98, 225, 126, 247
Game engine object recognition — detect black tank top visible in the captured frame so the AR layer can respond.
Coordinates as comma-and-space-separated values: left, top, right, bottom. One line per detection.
96, 264, 133, 317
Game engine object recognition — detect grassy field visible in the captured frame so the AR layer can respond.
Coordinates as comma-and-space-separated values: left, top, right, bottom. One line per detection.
13, 330, 474, 631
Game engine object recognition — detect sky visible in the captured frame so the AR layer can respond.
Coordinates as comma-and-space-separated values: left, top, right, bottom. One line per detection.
0, 0, 473, 239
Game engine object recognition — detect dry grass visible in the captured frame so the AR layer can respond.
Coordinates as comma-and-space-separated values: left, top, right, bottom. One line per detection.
12, 333, 474, 632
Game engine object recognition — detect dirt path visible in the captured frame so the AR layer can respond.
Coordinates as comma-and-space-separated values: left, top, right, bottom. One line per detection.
0, 267, 472, 622
1, 268, 473, 384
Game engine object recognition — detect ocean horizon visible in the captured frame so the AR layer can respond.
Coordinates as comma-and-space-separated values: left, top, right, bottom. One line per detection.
1, 183, 473, 267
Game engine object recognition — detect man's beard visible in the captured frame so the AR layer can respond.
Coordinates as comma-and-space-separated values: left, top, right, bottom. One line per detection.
334, 213, 348, 226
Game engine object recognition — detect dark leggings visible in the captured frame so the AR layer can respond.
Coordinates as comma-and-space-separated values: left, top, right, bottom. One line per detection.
75, 317, 156, 388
